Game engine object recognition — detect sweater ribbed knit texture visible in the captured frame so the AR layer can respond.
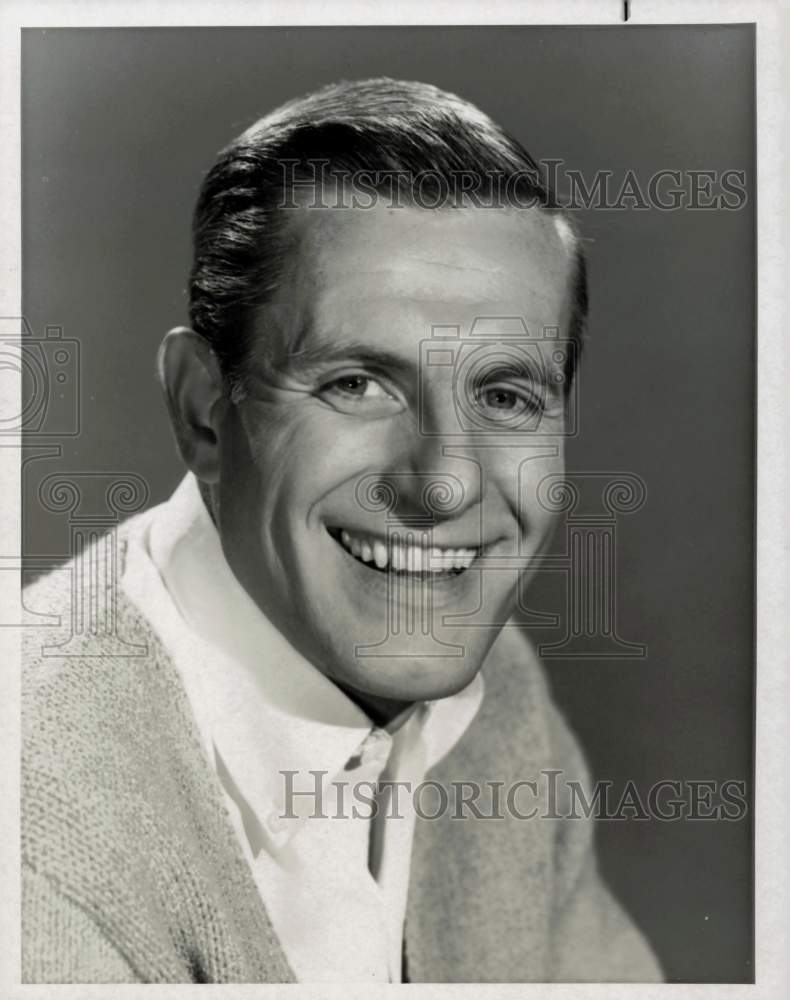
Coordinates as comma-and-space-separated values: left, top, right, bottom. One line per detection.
22, 524, 662, 983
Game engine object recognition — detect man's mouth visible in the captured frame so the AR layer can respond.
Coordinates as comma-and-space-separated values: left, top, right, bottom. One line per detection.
327, 527, 481, 577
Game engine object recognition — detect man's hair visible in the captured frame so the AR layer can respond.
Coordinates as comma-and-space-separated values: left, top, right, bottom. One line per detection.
188, 77, 587, 397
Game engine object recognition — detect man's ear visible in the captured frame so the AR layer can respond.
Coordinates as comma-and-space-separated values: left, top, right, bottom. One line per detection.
156, 326, 225, 483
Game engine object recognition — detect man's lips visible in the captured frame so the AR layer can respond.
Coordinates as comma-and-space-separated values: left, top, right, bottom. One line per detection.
326, 525, 482, 576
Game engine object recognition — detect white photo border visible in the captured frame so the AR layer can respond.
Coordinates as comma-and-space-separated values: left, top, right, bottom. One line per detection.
0, 2, 786, 998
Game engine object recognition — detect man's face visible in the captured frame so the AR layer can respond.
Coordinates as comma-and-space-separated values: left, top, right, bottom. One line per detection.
212, 202, 574, 718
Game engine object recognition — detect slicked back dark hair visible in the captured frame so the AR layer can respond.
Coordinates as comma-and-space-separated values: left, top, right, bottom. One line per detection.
188, 77, 587, 397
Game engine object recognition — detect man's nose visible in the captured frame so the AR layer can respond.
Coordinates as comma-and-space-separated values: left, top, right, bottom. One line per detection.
385, 393, 484, 523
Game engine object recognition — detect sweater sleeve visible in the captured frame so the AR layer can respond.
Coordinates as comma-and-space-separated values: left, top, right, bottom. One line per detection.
22, 864, 142, 984
542, 697, 664, 983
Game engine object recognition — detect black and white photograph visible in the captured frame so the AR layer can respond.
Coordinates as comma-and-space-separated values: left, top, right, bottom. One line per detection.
1, 2, 787, 995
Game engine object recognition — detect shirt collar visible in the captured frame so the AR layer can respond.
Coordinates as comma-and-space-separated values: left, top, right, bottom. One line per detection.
147, 473, 484, 844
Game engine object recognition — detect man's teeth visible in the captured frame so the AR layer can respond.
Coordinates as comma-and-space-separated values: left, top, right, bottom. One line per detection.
339, 529, 477, 572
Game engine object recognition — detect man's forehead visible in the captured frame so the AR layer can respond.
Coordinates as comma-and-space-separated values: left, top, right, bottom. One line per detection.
275, 201, 574, 313
249, 201, 576, 375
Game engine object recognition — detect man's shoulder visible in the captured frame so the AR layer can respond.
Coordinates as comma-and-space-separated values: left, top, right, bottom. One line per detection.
21, 506, 150, 620
22, 513, 162, 716
21, 519, 223, 921
21, 516, 198, 818
462, 624, 591, 785
480, 624, 554, 713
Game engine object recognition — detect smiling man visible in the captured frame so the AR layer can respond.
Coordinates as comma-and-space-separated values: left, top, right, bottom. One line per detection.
22, 79, 662, 983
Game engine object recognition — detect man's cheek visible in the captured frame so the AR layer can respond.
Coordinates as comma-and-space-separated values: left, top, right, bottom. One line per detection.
305, 412, 390, 457
489, 449, 560, 499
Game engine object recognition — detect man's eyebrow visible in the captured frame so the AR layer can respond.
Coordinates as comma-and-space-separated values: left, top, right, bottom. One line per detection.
276, 340, 417, 378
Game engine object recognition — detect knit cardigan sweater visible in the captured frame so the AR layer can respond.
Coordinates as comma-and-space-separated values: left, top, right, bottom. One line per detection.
21, 523, 663, 983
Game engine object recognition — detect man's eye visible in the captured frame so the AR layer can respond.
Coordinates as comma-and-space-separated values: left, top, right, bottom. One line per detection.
474, 382, 544, 418
317, 372, 402, 416
326, 374, 390, 399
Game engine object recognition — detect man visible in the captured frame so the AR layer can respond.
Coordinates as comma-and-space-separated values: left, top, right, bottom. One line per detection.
21, 78, 662, 982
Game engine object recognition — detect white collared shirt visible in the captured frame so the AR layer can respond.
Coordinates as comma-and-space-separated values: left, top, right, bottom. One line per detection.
120, 473, 484, 983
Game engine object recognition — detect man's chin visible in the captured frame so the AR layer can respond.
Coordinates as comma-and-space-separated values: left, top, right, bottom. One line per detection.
326, 648, 486, 718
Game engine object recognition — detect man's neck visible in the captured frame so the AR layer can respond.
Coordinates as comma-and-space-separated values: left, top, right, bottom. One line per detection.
336, 681, 417, 730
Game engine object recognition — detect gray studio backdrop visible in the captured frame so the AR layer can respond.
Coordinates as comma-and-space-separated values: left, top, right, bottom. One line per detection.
21, 25, 754, 983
